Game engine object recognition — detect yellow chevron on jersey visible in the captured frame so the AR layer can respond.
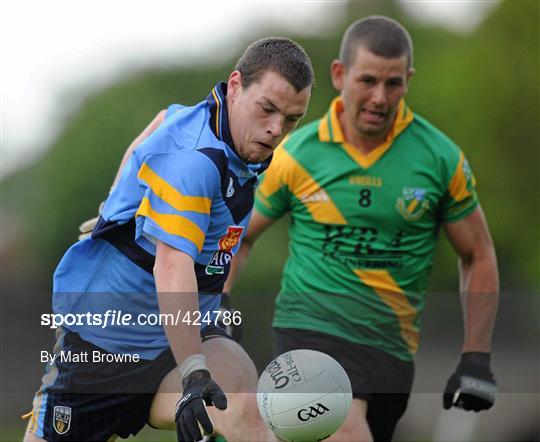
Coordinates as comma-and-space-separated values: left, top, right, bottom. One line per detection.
257, 143, 346, 225
448, 151, 477, 202
138, 163, 212, 214
353, 269, 419, 354
136, 197, 206, 252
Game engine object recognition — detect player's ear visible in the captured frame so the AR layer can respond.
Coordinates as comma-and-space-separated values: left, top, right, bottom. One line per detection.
405, 67, 415, 92
227, 70, 243, 102
330, 60, 345, 92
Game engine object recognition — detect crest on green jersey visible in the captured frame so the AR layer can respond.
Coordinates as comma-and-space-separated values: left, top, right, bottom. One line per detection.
396, 187, 431, 221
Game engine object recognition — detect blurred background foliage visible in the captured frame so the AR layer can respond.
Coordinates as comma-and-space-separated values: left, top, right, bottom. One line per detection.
3, 0, 539, 360
2, 1, 539, 440
3, 0, 538, 292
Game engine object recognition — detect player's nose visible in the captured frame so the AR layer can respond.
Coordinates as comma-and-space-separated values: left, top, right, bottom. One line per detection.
370, 83, 387, 106
267, 115, 284, 138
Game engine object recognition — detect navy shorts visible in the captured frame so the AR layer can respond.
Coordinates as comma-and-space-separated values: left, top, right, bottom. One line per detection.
273, 327, 414, 442
26, 326, 232, 441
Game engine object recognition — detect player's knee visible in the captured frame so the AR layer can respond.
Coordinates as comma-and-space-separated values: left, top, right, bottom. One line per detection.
204, 338, 259, 392
235, 353, 259, 392
216, 360, 257, 393
235, 367, 258, 393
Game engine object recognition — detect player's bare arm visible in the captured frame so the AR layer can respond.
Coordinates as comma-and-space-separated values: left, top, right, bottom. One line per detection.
154, 241, 228, 440
154, 240, 202, 362
442, 205, 499, 412
444, 205, 499, 353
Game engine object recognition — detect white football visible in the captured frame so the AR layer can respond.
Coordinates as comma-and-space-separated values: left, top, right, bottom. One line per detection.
257, 349, 352, 442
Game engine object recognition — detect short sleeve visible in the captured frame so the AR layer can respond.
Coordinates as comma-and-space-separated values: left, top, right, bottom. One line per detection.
165, 104, 185, 119
135, 145, 220, 259
254, 144, 292, 219
440, 149, 479, 223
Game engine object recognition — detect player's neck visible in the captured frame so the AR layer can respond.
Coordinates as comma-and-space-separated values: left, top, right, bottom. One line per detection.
338, 112, 387, 155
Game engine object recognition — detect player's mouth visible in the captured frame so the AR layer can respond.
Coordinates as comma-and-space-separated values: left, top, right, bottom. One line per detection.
255, 141, 274, 151
361, 108, 387, 124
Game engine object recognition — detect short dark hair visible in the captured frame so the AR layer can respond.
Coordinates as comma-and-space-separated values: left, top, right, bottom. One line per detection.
340, 16, 413, 68
235, 37, 314, 92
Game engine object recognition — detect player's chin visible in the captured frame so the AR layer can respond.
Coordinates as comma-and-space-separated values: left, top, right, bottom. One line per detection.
358, 122, 387, 137
250, 152, 273, 164
246, 143, 274, 163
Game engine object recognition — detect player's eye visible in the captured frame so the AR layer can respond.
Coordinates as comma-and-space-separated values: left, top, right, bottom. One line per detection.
387, 80, 403, 87
286, 116, 299, 124
261, 106, 274, 114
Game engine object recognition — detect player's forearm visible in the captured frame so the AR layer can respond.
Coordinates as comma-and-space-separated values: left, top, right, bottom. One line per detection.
155, 243, 202, 364
223, 241, 253, 294
459, 250, 499, 353
157, 291, 202, 364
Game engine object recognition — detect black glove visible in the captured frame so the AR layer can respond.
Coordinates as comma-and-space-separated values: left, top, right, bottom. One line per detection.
175, 369, 227, 441
216, 293, 242, 342
443, 352, 497, 411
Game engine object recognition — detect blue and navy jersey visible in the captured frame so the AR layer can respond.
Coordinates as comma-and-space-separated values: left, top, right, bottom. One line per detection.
96, 81, 270, 288
52, 82, 270, 358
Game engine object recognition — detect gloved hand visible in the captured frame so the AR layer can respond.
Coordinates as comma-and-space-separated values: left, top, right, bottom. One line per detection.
216, 293, 242, 342
443, 352, 497, 411
175, 369, 227, 441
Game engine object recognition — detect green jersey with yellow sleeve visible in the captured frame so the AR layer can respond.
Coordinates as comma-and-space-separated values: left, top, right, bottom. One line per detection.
254, 97, 478, 361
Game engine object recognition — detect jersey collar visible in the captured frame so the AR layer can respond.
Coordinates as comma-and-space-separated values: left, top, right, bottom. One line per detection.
318, 96, 414, 169
207, 82, 235, 149
207, 82, 272, 176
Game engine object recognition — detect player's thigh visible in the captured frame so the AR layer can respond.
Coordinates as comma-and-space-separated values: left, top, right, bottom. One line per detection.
148, 337, 258, 429
327, 399, 372, 442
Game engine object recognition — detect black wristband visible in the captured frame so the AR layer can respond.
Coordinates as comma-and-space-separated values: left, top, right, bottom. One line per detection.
461, 352, 491, 370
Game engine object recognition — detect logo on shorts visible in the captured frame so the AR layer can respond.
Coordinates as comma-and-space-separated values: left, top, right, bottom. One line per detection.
396, 187, 431, 221
53, 406, 71, 434
205, 226, 244, 275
